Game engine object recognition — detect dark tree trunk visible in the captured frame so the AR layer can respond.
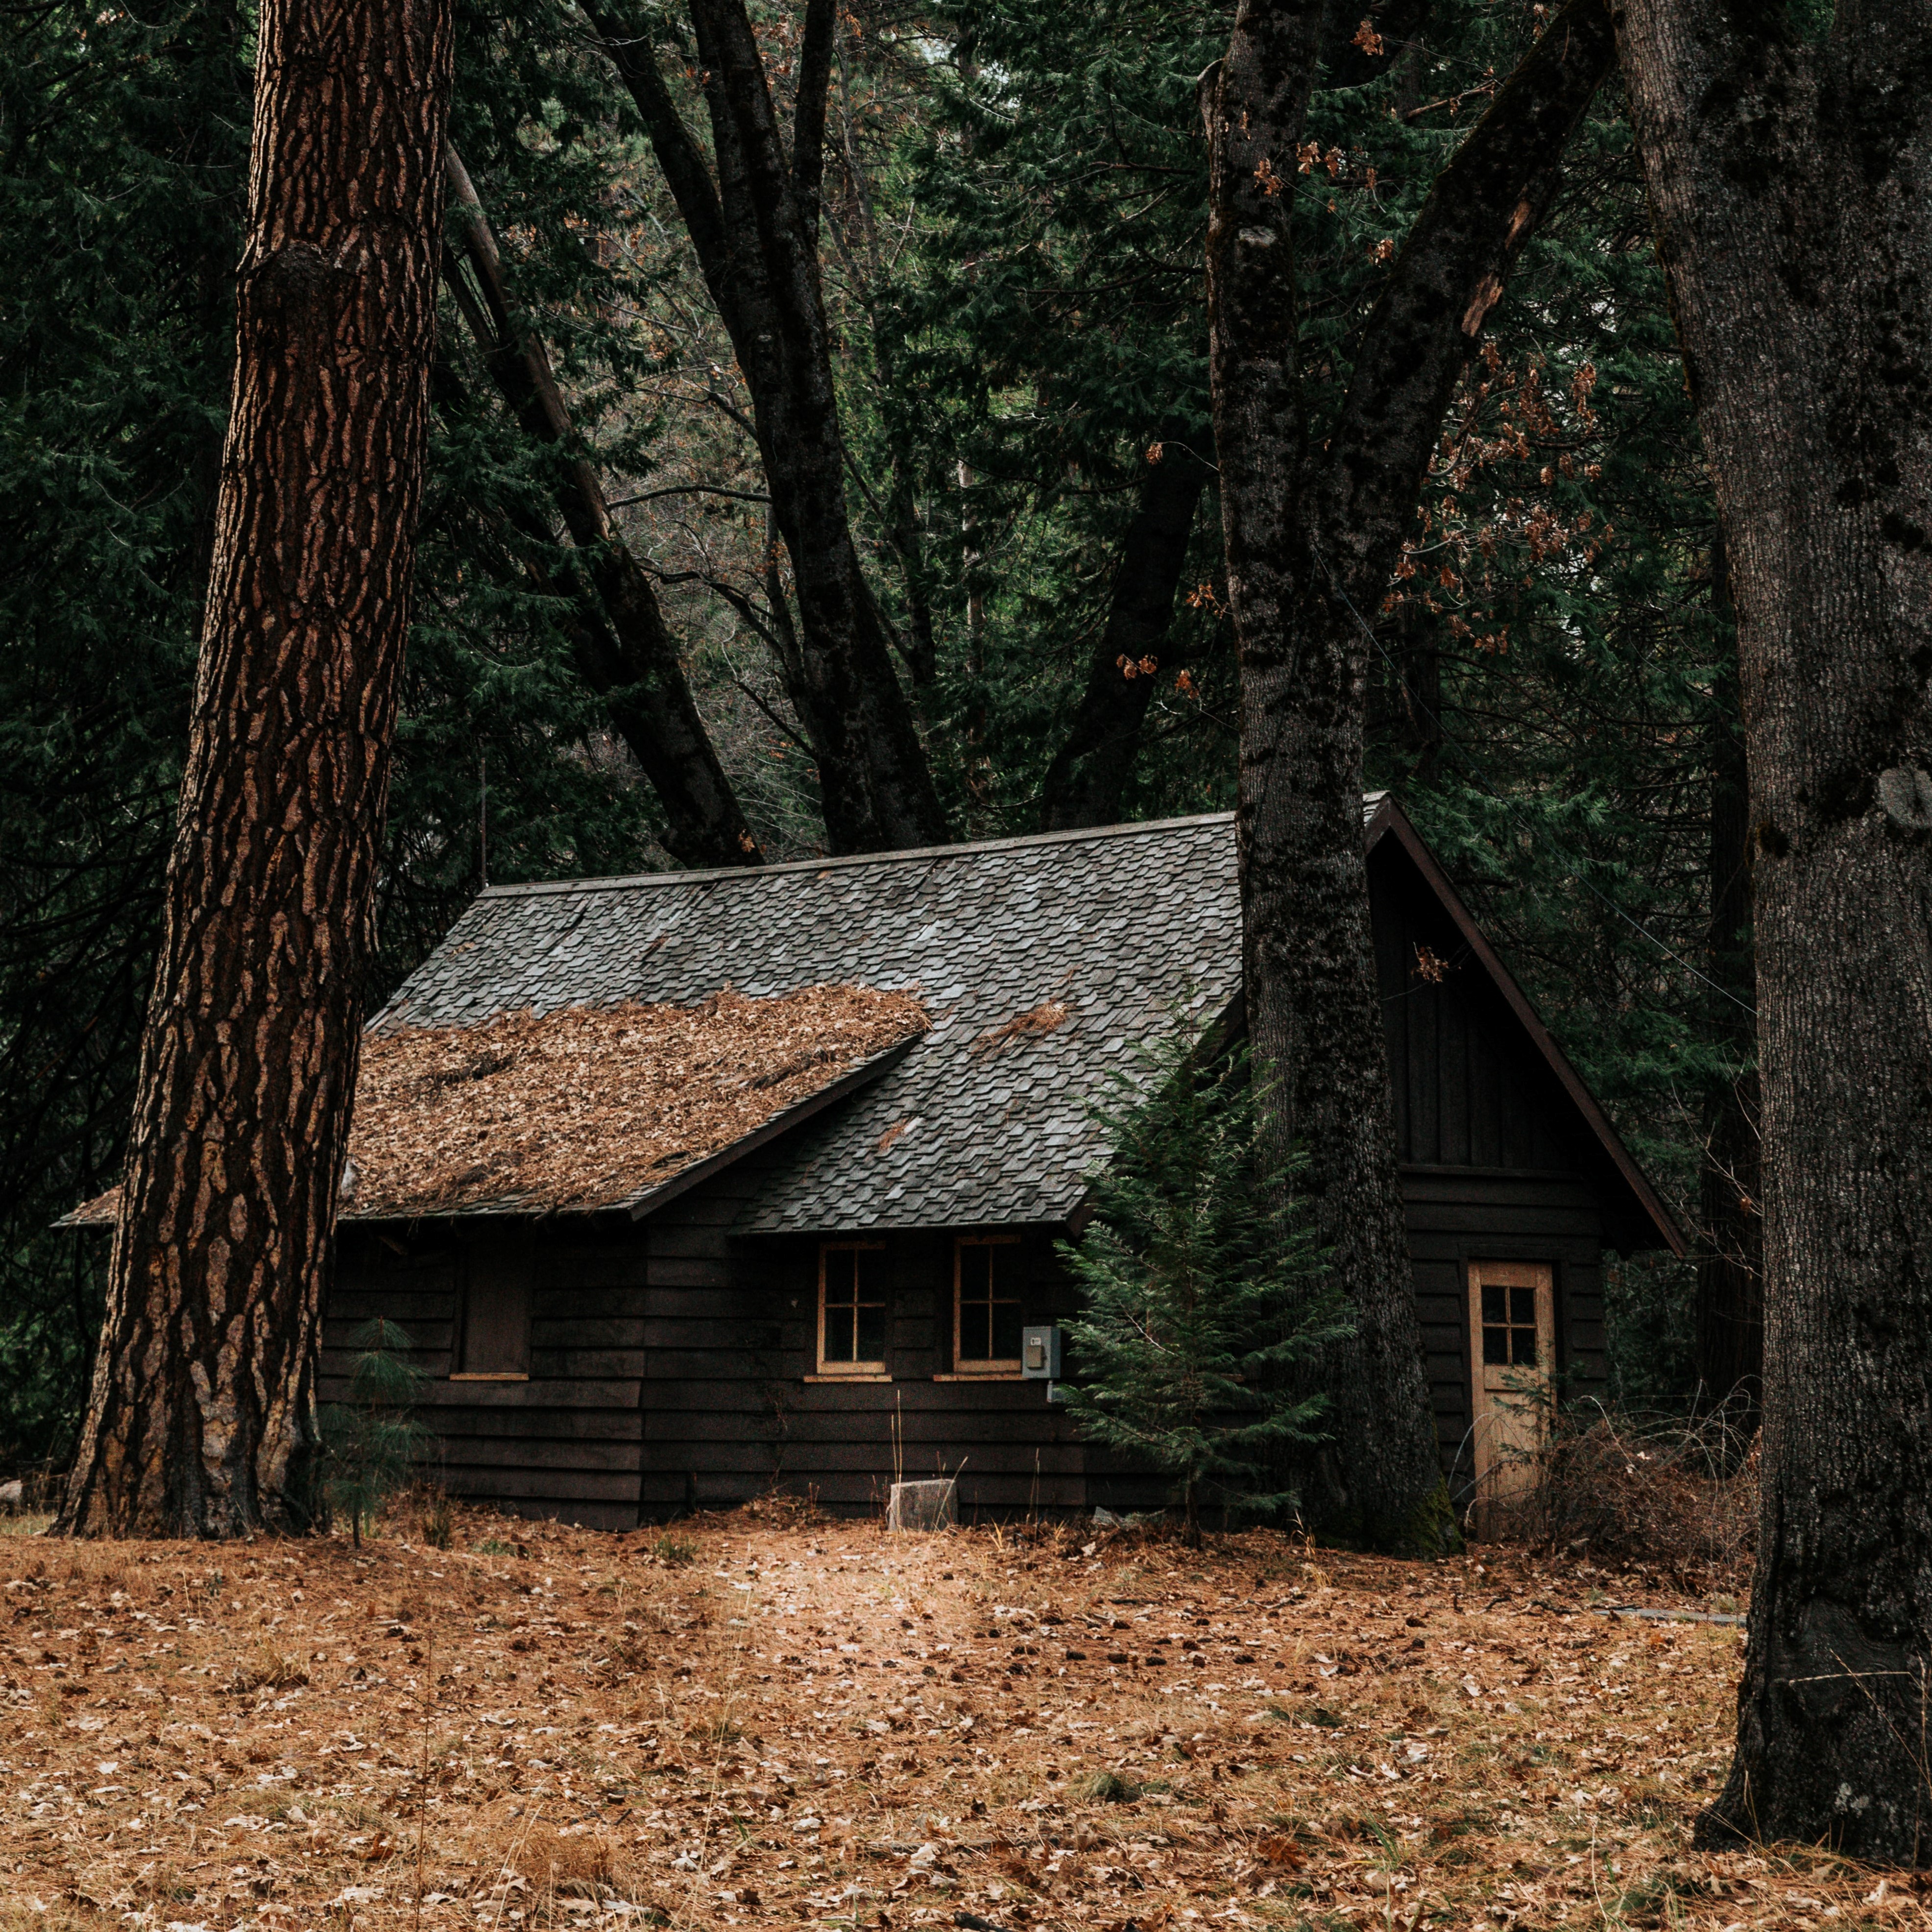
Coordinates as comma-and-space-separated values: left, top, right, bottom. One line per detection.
585, 0, 948, 855
57, 0, 455, 1537
1696, 555, 1761, 1422
1039, 423, 1213, 831
1201, 0, 1614, 1546
441, 149, 761, 869
1615, 3, 1932, 1862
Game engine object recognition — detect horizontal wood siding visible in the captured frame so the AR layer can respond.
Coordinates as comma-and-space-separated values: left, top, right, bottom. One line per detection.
1400, 1169, 1607, 1513
322, 1224, 648, 1530
638, 1173, 1094, 1521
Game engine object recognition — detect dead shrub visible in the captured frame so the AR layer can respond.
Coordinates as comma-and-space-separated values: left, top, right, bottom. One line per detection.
1494, 1400, 1757, 1582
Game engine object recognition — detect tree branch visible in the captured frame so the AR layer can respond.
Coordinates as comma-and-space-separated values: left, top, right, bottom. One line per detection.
1315, 0, 1617, 596
579, 2, 737, 331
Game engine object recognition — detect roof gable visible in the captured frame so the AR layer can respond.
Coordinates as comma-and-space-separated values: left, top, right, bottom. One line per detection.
352, 797, 1678, 1252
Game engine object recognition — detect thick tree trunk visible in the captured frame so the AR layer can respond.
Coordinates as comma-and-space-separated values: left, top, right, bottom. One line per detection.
1615, 4, 1932, 1862
441, 149, 761, 869
1202, 0, 1614, 1546
1039, 423, 1213, 831
56, 0, 455, 1538
585, 0, 949, 854
1696, 589, 1761, 1422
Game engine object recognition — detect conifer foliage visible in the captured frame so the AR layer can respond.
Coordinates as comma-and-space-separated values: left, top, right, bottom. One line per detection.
1057, 1029, 1346, 1543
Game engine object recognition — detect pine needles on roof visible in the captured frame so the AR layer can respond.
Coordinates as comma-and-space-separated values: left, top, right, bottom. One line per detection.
346, 985, 928, 1218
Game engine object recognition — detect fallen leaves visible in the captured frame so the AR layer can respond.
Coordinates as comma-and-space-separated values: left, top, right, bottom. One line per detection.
0, 1510, 1904, 1931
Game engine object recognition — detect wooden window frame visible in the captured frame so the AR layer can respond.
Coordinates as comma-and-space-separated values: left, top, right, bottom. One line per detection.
951, 1232, 1025, 1377
817, 1240, 890, 1378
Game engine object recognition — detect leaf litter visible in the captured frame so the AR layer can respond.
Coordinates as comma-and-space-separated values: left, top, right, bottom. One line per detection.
62, 985, 928, 1226
0, 1502, 1917, 1931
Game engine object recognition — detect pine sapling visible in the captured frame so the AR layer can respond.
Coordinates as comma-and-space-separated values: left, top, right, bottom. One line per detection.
1057, 1027, 1350, 1544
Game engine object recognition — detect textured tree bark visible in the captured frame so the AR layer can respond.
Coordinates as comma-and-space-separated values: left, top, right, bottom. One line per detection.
1039, 423, 1214, 831
55, 0, 456, 1538
441, 149, 761, 869
1614, 2, 1932, 1862
584, 0, 949, 854
1202, 0, 1614, 1546
1696, 576, 1761, 1422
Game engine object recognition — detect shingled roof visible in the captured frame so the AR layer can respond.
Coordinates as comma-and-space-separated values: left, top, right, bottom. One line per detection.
374, 809, 1254, 1232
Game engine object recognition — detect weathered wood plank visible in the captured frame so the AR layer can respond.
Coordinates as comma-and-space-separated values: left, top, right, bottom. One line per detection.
431, 1437, 642, 1473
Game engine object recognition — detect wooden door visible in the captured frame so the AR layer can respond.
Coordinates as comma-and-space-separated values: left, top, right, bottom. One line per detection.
1466, 1261, 1554, 1536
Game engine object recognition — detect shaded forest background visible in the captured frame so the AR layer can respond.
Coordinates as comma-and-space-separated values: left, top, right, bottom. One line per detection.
0, 0, 1745, 1465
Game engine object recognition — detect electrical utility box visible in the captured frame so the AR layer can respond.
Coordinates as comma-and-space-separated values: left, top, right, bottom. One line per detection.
1021, 1325, 1063, 1380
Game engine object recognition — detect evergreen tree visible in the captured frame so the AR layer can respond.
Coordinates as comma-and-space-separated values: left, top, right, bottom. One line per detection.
1057, 1029, 1346, 1544
318, 1319, 432, 1548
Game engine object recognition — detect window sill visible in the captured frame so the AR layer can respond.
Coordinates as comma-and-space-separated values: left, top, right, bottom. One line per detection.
805, 1372, 892, 1383
932, 1371, 1027, 1381
450, 1372, 529, 1382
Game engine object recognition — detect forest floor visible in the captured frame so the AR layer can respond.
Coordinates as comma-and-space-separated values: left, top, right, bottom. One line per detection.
0, 1499, 1917, 1932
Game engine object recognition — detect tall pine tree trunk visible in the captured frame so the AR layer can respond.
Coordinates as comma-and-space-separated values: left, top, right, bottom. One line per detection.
57, 0, 455, 1538
1616, 4, 1932, 1861
1201, 0, 1614, 1546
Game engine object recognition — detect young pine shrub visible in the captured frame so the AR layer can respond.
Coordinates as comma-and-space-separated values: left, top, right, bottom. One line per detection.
317, 1317, 430, 1547
1056, 1031, 1349, 1544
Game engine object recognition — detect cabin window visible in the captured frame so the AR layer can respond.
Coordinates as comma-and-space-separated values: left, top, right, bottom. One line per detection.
1480, 1282, 1540, 1366
453, 1245, 531, 1380
819, 1242, 889, 1373
953, 1234, 1024, 1371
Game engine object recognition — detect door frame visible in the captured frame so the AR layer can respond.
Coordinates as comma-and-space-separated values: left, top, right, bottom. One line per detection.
1465, 1258, 1556, 1533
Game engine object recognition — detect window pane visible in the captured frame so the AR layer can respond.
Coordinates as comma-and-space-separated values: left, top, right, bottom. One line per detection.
992, 1301, 1024, 1362
856, 1247, 888, 1303
825, 1249, 856, 1309
959, 1244, 990, 1303
1482, 1326, 1510, 1366
961, 1303, 992, 1362
1513, 1328, 1538, 1368
825, 1302, 856, 1362
1482, 1284, 1506, 1326
857, 1302, 886, 1363
1511, 1286, 1537, 1327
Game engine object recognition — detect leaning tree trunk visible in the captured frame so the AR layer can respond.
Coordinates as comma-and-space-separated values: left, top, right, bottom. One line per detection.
441, 147, 762, 869
1039, 422, 1213, 831
56, 0, 455, 1538
584, 0, 949, 855
1202, 0, 1615, 1547
1615, 4, 1932, 1862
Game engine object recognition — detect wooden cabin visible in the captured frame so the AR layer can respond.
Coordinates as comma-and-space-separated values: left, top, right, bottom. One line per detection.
64, 799, 1678, 1525
268, 797, 1674, 1529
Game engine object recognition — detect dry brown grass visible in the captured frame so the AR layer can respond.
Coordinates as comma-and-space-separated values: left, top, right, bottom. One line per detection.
66, 985, 927, 1226
0, 1499, 1917, 1932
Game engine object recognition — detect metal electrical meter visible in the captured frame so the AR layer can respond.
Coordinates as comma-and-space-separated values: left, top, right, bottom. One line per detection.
1021, 1325, 1063, 1379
